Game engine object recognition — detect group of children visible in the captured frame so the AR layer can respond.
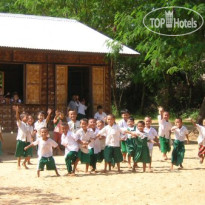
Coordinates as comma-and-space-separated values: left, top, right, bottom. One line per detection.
0, 105, 205, 177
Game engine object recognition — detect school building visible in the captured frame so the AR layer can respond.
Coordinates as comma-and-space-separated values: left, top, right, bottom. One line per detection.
0, 13, 139, 136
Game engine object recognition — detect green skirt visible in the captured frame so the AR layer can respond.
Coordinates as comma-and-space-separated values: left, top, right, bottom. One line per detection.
171, 140, 185, 166
24, 142, 33, 157
78, 150, 90, 164
126, 138, 136, 157
97, 150, 104, 162
134, 145, 151, 163
121, 141, 127, 153
15, 140, 26, 157
89, 148, 98, 170
160, 137, 171, 154
104, 146, 123, 163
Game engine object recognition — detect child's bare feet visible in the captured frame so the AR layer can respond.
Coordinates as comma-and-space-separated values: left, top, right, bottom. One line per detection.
132, 168, 136, 173
148, 167, 153, 172
85, 171, 91, 175
28, 162, 33, 165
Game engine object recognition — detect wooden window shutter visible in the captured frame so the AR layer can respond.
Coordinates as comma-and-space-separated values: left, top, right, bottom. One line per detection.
55, 65, 68, 106
26, 64, 41, 104
92, 66, 105, 112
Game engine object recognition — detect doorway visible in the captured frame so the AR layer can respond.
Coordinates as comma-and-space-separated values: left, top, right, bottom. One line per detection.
68, 66, 91, 117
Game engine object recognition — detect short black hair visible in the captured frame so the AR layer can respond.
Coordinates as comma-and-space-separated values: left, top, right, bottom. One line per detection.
127, 117, 135, 122
121, 109, 130, 115
97, 105, 103, 110
80, 118, 88, 124
137, 120, 145, 126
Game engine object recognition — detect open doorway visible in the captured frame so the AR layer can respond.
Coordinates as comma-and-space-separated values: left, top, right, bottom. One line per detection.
68, 66, 91, 117
0, 64, 24, 103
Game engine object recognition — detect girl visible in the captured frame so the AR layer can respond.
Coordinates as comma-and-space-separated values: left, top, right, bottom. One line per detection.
53, 110, 65, 151
96, 120, 105, 163
171, 118, 189, 170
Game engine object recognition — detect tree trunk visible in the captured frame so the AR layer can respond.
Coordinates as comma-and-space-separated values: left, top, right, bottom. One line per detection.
197, 97, 205, 124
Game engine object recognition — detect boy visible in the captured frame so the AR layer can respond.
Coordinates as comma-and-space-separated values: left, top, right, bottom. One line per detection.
97, 114, 126, 173
61, 122, 80, 176
13, 105, 29, 169
96, 120, 105, 163
88, 118, 101, 173
34, 108, 52, 138
118, 109, 130, 162
158, 111, 172, 160
77, 98, 88, 120
68, 110, 80, 133
127, 121, 151, 172
94, 105, 107, 122
75, 118, 95, 174
144, 116, 159, 171
171, 118, 189, 170
24, 127, 60, 177
191, 118, 205, 163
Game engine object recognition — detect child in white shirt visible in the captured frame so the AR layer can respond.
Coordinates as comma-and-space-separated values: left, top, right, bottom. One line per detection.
171, 118, 189, 170
68, 110, 80, 133
191, 118, 205, 163
75, 119, 95, 174
34, 108, 52, 138
97, 114, 126, 173
13, 105, 29, 169
158, 111, 172, 160
144, 116, 159, 171
77, 98, 88, 120
24, 127, 60, 177
96, 120, 105, 163
61, 122, 80, 176
94, 105, 107, 122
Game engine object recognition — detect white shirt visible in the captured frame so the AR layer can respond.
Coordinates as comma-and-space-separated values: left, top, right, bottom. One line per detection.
92, 128, 101, 154
172, 126, 188, 142
158, 119, 172, 139
76, 128, 95, 153
126, 126, 137, 139
68, 120, 80, 133
144, 127, 158, 149
34, 119, 47, 138
134, 130, 149, 140
196, 124, 205, 145
26, 124, 34, 143
61, 131, 79, 157
98, 124, 125, 147
94, 112, 107, 121
118, 119, 128, 129
33, 138, 58, 158
78, 103, 87, 115
16, 121, 28, 142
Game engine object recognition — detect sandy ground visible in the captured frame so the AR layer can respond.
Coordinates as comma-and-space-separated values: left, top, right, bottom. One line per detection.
1, 138, 205, 205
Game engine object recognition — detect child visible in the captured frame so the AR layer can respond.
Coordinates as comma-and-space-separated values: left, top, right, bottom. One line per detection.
0, 123, 4, 162
144, 116, 159, 171
96, 120, 105, 163
77, 98, 88, 120
97, 114, 126, 173
34, 108, 52, 139
158, 111, 172, 160
53, 110, 65, 149
126, 117, 137, 170
61, 122, 80, 176
88, 118, 101, 173
24, 127, 60, 177
157, 106, 164, 125
25, 115, 35, 165
75, 118, 95, 174
13, 105, 29, 169
171, 118, 189, 170
127, 121, 151, 172
68, 110, 80, 133
94, 105, 107, 122
191, 118, 205, 163
118, 109, 130, 162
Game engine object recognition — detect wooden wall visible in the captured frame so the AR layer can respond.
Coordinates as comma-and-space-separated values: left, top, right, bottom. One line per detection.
0, 48, 111, 132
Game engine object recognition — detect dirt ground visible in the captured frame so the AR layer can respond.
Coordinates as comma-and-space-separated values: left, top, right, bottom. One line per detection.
1, 135, 205, 205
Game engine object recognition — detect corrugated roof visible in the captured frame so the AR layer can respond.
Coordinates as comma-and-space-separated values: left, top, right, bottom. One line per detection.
0, 13, 139, 55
